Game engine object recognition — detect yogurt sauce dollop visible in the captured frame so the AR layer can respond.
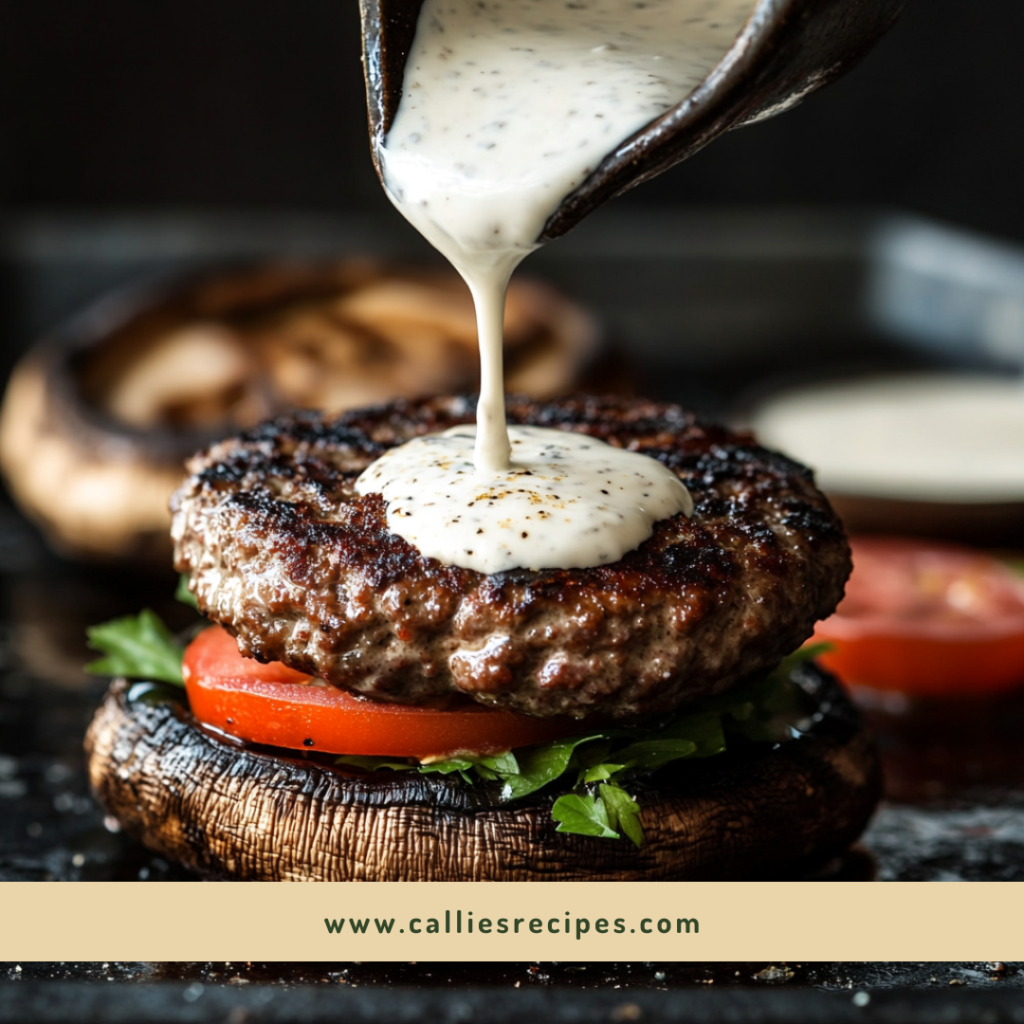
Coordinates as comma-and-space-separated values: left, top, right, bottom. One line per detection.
358, 424, 693, 574
358, 0, 755, 570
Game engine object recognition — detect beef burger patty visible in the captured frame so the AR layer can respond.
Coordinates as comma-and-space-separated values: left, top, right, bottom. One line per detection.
171, 395, 850, 719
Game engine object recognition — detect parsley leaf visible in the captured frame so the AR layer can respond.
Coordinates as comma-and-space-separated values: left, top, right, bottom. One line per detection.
85, 610, 185, 686
600, 784, 643, 848
552, 793, 619, 840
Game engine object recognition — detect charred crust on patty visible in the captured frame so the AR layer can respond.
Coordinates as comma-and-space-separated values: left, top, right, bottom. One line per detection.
171, 395, 851, 718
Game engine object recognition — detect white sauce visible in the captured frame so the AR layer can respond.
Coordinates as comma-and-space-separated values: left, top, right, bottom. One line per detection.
356, 424, 694, 573
360, 0, 754, 569
751, 375, 1024, 503
380, 0, 758, 262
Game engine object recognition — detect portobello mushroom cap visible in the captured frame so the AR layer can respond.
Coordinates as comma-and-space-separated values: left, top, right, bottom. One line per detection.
0, 261, 601, 565
85, 664, 881, 881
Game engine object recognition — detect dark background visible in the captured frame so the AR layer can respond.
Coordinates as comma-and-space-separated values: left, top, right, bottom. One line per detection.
2, 0, 1023, 242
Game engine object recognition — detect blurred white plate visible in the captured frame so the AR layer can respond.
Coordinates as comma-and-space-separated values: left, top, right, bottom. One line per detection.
750, 373, 1024, 504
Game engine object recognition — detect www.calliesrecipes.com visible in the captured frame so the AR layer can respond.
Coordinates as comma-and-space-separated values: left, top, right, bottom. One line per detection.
324, 911, 699, 940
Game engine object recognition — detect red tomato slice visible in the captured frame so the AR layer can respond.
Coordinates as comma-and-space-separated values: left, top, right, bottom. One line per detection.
183, 624, 584, 759
814, 537, 1024, 696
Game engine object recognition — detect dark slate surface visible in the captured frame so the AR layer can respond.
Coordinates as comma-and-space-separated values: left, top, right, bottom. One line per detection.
2, 964, 1024, 1024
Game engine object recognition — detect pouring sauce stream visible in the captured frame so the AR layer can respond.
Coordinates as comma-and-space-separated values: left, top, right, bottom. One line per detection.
358, 0, 756, 570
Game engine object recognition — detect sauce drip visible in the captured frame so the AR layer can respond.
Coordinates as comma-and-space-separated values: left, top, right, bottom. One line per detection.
361, 0, 754, 569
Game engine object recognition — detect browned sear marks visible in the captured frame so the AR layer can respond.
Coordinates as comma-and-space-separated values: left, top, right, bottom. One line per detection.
171, 395, 850, 719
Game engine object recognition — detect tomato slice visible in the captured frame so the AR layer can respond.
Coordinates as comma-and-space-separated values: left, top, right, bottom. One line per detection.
814, 537, 1024, 696
183, 624, 584, 759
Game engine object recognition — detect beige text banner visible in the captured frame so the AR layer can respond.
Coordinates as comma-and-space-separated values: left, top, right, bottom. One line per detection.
3, 882, 1018, 961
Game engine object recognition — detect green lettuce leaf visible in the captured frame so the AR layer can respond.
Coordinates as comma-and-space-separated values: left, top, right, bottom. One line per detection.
418, 750, 520, 785
85, 610, 185, 686
581, 763, 626, 783
609, 737, 698, 772
501, 733, 607, 800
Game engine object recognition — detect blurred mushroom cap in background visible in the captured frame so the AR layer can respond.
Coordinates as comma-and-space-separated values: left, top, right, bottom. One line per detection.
0, 260, 604, 567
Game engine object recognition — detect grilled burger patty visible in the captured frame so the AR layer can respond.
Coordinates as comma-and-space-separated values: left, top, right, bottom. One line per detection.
172, 395, 850, 719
